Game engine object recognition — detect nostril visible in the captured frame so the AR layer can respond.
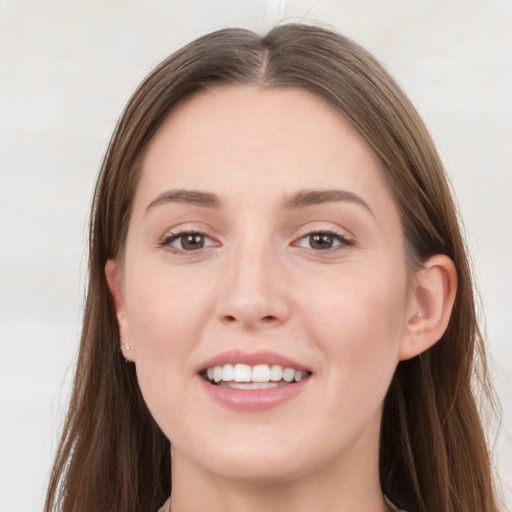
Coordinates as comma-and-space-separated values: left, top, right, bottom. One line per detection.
222, 314, 279, 325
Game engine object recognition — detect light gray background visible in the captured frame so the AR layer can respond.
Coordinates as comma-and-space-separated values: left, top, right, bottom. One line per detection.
0, 1, 511, 511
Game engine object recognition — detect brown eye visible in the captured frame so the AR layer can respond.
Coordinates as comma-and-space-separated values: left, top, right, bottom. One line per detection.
162, 231, 216, 252
309, 233, 335, 250
179, 233, 205, 250
295, 230, 353, 252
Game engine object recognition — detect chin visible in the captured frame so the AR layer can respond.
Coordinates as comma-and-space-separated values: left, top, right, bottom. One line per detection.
171, 427, 316, 484
200, 451, 309, 484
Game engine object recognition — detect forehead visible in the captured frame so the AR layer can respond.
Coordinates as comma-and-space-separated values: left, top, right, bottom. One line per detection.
138, 85, 392, 212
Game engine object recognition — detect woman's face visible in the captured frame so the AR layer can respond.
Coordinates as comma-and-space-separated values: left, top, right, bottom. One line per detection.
111, 85, 415, 483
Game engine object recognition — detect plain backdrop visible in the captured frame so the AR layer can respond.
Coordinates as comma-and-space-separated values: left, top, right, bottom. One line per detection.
0, 1, 511, 511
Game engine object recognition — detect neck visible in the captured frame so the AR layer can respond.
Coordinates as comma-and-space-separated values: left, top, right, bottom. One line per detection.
169, 430, 388, 512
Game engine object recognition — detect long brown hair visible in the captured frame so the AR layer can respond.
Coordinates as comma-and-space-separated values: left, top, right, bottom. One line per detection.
45, 23, 500, 512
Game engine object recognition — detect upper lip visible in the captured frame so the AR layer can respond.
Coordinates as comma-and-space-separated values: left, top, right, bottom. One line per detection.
197, 349, 312, 373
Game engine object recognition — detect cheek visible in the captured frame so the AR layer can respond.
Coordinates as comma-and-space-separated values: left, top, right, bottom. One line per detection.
123, 264, 219, 424
297, 261, 407, 375
126, 264, 215, 352
285, 261, 408, 450
124, 267, 217, 436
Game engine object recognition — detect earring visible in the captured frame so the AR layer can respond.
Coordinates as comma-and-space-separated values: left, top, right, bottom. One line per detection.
121, 343, 131, 351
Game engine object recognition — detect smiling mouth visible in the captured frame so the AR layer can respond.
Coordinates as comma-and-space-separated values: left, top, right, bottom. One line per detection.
201, 363, 312, 390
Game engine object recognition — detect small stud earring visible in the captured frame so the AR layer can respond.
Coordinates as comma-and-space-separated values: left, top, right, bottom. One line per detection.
121, 343, 131, 351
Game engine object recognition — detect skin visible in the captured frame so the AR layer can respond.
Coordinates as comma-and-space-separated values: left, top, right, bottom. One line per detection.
106, 85, 456, 512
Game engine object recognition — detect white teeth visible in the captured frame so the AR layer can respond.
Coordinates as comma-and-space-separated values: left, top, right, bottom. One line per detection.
223, 382, 279, 390
270, 365, 283, 381
222, 364, 234, 382
252, 364, 270, 382
282, 368, 295, 382
205, 363, 309, 385
233, 364, 252, 382
213, 366, 223, 383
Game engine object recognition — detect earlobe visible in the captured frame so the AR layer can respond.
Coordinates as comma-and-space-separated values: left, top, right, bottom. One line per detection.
399, 254, 457, 361
105, 259, 135, 361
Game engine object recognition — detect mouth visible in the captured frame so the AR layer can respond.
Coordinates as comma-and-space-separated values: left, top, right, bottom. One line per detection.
198, 351, 313, 410
201, 363, 312, 390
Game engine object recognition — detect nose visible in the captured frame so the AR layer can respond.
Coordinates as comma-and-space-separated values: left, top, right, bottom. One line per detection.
217, 242, 291, 330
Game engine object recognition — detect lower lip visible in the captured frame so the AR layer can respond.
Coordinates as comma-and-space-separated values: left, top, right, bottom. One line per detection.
198, 376, 311, 412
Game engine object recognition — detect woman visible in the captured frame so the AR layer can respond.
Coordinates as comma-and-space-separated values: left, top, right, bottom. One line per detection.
44, 24, 500, 512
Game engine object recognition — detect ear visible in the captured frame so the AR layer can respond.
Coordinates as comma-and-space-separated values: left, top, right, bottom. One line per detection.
105, 259, 135, 362
399, 254, 457, 361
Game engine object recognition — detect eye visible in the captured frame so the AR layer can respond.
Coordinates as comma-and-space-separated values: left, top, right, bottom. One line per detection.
295, 230, 353, 251
160, 231, 217, 252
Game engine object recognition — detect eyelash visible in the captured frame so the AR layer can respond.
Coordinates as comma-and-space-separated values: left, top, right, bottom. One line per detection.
158, 228, 354, 254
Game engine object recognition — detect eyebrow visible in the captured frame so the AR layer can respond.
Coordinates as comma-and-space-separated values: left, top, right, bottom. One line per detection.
145, 188, 373, 215
146, 189, 222, 212
282, 189, 374, 215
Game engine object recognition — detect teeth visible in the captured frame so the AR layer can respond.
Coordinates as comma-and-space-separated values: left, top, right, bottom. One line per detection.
282, 368, 295, 382
223, 382, 279, 390
222, 364, 234, 382
205, 364, 309, 385
233, 364, 252, 382
252, 364, 270, 382
270, 365, 283, 381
